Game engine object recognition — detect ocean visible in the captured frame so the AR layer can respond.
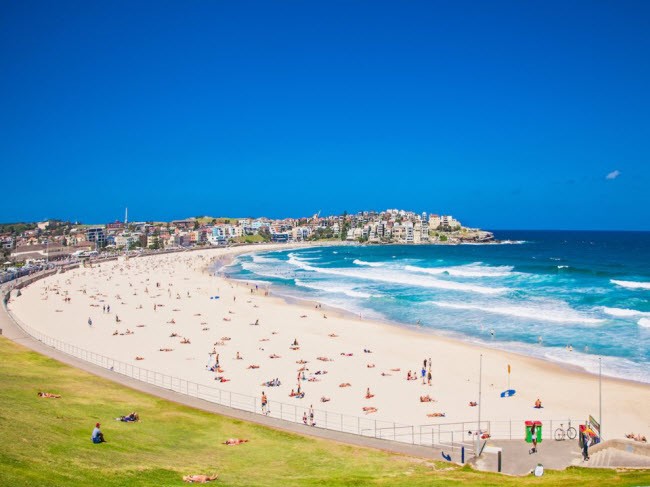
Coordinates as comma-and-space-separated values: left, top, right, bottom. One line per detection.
223, 231, 650, 384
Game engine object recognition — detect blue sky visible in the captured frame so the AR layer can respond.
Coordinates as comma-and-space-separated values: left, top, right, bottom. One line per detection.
1, 1, 649, 230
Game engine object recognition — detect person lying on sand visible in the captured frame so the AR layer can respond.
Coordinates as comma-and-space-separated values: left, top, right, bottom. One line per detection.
317, 357, 332, 362
300, 315, 307, 318
183, 473, 218, 483
269, 354, 281, 359
250, 319, 259, 326
381, 372, 392, 376
135, 356, 144, 361
367, 364, 375, 368
339, 383, 351, 388
221, 337, 231, 341
247, 365, 260, 369
427, 412, 446, 417
296, 359, 308, 364
222, 317, 232, 322
112, 330, 119, 336
340, 353, 353, 357
307, 377, 320, 382
626, 433, 648, 442
362, 407, 378, 414
214, 376, 230, 383
420, 395, 435, 402
159, 348, 173, 352
180, 338, 191, 344
469, 401, 478, 407
320, 396, 330, 402
167, 319, 176, 324
259, 338, 270, 342
364, 349, 372, 353
314, 370, 328, 375
390, 368, 400, 372
37, 392, 61, 398
365, 388, 374, 399
328, 333, 338, 338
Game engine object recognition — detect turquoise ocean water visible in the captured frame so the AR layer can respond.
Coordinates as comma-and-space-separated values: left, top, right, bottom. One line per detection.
224, 231, 650, 383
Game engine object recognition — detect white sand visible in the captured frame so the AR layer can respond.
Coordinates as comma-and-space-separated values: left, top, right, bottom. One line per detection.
8, 245, 650, 439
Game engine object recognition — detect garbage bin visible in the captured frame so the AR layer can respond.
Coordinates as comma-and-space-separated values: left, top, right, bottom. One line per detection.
525, 421, 543, 443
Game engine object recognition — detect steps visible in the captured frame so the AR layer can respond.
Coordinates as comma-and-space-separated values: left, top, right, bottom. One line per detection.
583, 448, 650, 468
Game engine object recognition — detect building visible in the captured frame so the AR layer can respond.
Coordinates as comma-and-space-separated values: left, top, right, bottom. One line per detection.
85, 227, 106, 248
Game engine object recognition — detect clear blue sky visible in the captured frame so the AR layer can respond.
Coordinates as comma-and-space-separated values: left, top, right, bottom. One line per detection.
1, 1, 649, 230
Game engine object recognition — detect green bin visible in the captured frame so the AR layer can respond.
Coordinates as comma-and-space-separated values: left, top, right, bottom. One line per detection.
525, 421, 542, 443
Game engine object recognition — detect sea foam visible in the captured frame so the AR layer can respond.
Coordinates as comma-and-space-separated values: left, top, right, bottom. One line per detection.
405, 262, 513, 278
611, 279, 650, 290
352, 259, 385, 267
428, 300, 603, 324
287, 255, 506, 295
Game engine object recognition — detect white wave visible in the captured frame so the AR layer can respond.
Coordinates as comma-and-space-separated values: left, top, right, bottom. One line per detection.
353, 259, 385, 267
405, 263, 513, 278
500, 240, 527, 245
639, 318, 650, 329
611, 279, 650, 290
428, 300, 603, 324
601, 307, 650, 318
251, 254, 281, 264
557, 265, 569, 269
286, 256, 506, 295
295, 279, 375, 299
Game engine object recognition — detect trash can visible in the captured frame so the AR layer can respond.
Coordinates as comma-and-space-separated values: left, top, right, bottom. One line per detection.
525, 421, 543, 443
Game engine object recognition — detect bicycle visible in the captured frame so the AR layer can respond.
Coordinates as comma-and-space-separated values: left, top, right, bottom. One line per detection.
554, 420, 577, 441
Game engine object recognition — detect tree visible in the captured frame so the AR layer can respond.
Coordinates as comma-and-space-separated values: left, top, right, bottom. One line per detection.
258, 227, 272, 242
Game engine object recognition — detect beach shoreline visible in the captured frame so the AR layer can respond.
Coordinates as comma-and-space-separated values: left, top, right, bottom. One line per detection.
8, 244, 650, 440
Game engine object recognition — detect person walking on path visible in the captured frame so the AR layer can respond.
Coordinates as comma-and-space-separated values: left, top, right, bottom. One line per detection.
529, 423, 538, 454
581, 430, 590, 461
261, 391, 268, 415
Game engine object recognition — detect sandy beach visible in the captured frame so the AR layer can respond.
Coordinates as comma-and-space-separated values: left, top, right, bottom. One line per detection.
8, 244, 650, 440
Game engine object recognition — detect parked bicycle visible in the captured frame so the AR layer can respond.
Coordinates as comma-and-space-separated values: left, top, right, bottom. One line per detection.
554, 420, 577, 441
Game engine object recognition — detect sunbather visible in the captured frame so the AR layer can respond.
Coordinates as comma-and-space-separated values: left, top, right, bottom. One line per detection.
224, 438, 248, 445
37, 392, 61, 398
183, 474, 218, 483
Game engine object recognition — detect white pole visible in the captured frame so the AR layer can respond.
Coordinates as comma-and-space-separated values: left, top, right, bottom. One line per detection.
478, 354, 483, 443
599, 356, 602, 439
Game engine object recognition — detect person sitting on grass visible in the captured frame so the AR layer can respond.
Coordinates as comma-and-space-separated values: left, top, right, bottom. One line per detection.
182, 473, 218, 483
91, 423, 105, 443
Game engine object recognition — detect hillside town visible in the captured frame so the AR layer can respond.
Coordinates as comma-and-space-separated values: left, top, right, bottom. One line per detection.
1, 209, 494, 265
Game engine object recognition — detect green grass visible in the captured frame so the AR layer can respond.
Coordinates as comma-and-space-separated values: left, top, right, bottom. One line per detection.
1, 337, 649, 486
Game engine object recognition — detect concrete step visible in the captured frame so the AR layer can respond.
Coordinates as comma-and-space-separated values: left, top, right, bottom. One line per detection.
584, 447, 650, 468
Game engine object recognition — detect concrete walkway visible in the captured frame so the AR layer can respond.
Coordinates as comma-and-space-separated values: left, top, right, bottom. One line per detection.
472, 439, 583, 475
1, 278, 459, 464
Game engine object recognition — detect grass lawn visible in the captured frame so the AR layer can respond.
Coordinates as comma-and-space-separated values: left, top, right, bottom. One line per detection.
1, 336, 649, 486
